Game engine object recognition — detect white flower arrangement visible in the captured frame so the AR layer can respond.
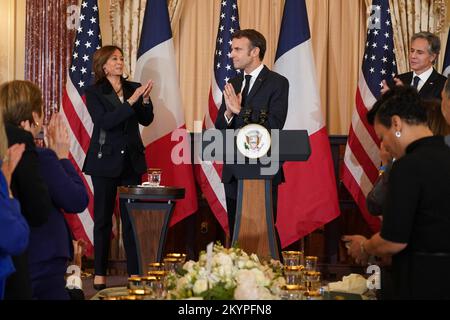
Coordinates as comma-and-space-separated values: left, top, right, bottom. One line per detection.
166, 243, 285, 300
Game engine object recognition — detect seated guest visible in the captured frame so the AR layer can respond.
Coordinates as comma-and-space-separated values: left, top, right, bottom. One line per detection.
0, 80, 52, 299
27, 112, 89, 300
345, 86, 450, 299
0, 112, 28, 300
382, 32, 447, 101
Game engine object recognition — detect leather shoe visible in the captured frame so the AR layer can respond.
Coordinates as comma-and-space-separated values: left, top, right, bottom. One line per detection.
93, 283, 106, 291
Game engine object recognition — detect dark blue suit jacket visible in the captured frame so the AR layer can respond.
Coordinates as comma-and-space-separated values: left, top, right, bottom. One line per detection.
82, 79, 154, 177
28, 148, 88, 270
397, 69, 447, 101
215, 65, 289, 188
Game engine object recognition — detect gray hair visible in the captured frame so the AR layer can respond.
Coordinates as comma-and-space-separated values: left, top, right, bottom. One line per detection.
411, 32, 441, 64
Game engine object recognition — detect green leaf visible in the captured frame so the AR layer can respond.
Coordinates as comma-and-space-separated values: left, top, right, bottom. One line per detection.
200, 283, 235, 300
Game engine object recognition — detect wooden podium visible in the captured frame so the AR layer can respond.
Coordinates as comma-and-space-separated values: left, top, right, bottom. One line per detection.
201, 129, 311, 260
233, 179, 277, 261
118, 186, 185, 275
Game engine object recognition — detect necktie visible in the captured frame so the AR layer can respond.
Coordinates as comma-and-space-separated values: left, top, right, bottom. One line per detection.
241, 75, 252, 107
412, 76, 420, 89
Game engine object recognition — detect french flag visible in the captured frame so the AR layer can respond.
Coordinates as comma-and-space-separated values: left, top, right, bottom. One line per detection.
134, 0, 198, 226
273, 0, 340, 247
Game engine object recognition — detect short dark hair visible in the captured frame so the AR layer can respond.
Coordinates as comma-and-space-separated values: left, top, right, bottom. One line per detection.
367, 85, 428, 128
411, 32, 441, 64
232, 29, 266, 60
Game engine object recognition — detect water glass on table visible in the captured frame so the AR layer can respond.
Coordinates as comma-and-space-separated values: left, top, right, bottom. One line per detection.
147, 168, 162, 187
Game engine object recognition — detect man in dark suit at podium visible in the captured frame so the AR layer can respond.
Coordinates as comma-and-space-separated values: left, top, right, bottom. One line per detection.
215, 29, 289, 239
382, 32, 447, 100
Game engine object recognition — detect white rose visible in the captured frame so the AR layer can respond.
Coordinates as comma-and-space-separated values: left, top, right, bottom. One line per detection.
250, 268, 270, 286
214, 252, 233, 268
193, 279, 208, 295
234, 282, 259, 300
183, 261, 196, 273
236, 270, 257, 287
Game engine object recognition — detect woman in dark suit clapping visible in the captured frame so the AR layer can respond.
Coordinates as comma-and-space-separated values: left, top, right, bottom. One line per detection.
82, 46, 154, 289
0, 80, 53, 299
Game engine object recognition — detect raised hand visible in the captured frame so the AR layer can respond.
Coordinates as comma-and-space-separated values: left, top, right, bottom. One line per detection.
1, 143, 26, 188
381, 77, 404, 95
142, 80, 154, 103
128, 80, 154, 106
46, 113, 70, 159
223, 83, 242, 117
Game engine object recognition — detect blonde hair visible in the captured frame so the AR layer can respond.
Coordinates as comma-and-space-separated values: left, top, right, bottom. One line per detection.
0, 108, 7, 160
0, 80, 43, 127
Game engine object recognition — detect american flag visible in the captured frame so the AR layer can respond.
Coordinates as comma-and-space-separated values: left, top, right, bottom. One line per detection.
61, 0, 101, 256
195, 0, 241, 233
443, 28, 450, 78
342, 0, 397, 231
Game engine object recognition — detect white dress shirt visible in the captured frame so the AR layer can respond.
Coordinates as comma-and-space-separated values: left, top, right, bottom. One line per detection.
412, 67, 433, 92
224, 64, 265, 124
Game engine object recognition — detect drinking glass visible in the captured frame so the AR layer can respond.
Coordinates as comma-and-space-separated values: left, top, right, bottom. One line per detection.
305, 256, 318, 271
282, 251, 304, 266
147, 168, 162, 187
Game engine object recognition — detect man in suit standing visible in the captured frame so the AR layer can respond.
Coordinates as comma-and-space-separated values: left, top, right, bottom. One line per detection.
215, 29, 289, 240
382, 32, 447, 100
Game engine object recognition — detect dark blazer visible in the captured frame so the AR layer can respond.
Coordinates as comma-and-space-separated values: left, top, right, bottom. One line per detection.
5, 123, 52, 226
397, 69, 447, 101
82, 79, 154, 178
215, 65, 289, 188
4, 123, 52, 300
28, 148, 88, 270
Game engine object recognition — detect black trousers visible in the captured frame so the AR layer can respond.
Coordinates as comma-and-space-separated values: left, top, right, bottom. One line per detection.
224, 180, 282, 255
91, 167, 141, 276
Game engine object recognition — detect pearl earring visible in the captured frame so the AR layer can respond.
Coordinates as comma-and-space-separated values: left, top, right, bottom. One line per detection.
395, 131, 401, 138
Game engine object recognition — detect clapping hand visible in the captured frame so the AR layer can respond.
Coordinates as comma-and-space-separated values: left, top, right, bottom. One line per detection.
223, 83, 241, 117
46, 112, 70, 159
1, 143, 25, 188
128, 80, 154, 106
380, 77, 404, 95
